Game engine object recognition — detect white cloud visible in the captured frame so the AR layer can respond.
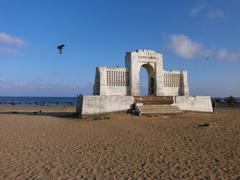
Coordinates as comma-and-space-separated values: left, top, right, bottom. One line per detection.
218, 49, 228, 59
0, 32, 26, 56
168, 34, 240, 61
0, 32, 25, 46
169, 34, 205, 59
191, 3, 224, 19
208, 8, 225, 19
217, 49, 240, 61
191, 2, 207, 16
0, 47, 22, 55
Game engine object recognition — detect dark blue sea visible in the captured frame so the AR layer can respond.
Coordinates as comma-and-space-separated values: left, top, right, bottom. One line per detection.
0, 96, 239, 106
0, 97, 76, 105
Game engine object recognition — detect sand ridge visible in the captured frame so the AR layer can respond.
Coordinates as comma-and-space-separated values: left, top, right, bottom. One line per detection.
0, 106, 240, 179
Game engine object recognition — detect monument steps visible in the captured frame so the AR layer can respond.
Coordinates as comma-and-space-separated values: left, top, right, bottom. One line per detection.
134, 96, 173, 105
136, 104, 181, 115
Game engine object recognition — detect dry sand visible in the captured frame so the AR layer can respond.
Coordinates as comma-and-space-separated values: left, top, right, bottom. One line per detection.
0, 105, 240, 179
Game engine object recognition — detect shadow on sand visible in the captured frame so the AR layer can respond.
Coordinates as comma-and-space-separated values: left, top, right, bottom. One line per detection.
0, 111, 80, 118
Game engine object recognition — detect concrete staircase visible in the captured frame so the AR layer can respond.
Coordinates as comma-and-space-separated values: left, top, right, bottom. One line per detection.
132, 96, 182, 115
134, 96, 173, 105
135, 104, 181, 115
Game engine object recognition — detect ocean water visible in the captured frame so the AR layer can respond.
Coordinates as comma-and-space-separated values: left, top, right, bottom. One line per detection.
0, 97, 76, 105
0, 96, 239, 105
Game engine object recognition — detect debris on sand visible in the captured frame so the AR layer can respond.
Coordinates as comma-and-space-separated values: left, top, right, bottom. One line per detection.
194, 123, 210, 128
92, 115, 111, 121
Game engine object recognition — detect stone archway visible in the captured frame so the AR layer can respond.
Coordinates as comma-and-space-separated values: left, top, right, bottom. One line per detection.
125, 49, 164, 96
140, 64, 155, 96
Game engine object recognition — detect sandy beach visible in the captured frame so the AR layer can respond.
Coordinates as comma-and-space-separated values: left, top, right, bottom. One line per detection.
0, 105, 239, 179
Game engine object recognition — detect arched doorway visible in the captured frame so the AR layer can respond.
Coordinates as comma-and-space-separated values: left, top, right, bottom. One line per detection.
139, 64, 155, 96
126, 49, 165, 96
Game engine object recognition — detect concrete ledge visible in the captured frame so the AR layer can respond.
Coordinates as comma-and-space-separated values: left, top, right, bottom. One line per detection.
76, 95, 134, 115
173, 96, 213, 112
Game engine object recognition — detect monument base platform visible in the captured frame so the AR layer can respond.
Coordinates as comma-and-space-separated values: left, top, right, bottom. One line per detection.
76, 95, 134, 115
173, 96, 213, 112
76, 95, 213, 115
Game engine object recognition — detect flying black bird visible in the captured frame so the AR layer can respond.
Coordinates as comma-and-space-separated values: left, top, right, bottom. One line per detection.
57, 44, 65, 54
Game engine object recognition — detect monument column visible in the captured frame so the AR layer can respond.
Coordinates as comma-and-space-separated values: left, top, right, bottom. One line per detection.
99, 67, 108, 95
182, 71, 189, 96
130, 61, 141, 96
126, 52, 140, 96
155, 54, 164, 96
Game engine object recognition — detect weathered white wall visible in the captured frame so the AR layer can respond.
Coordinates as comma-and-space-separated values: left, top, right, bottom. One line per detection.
162, 70, 189, 96
161, 87, 181, 96
76, 95, 213, 115
93, 67, 129, 96
76, 95, 134, 115
173, 96, 213, 112
104, 86, 128, 95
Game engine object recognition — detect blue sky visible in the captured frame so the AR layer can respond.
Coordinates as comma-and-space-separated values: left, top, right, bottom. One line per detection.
0, 0, 239, 97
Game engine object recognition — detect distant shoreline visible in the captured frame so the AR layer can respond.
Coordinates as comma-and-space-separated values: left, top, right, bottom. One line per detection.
0, 96, 77, 106
0, 96, 239, 106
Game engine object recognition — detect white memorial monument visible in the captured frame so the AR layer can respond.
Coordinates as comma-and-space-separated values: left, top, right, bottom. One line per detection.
93, 49, 189, 96
77, 49, 213, 115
